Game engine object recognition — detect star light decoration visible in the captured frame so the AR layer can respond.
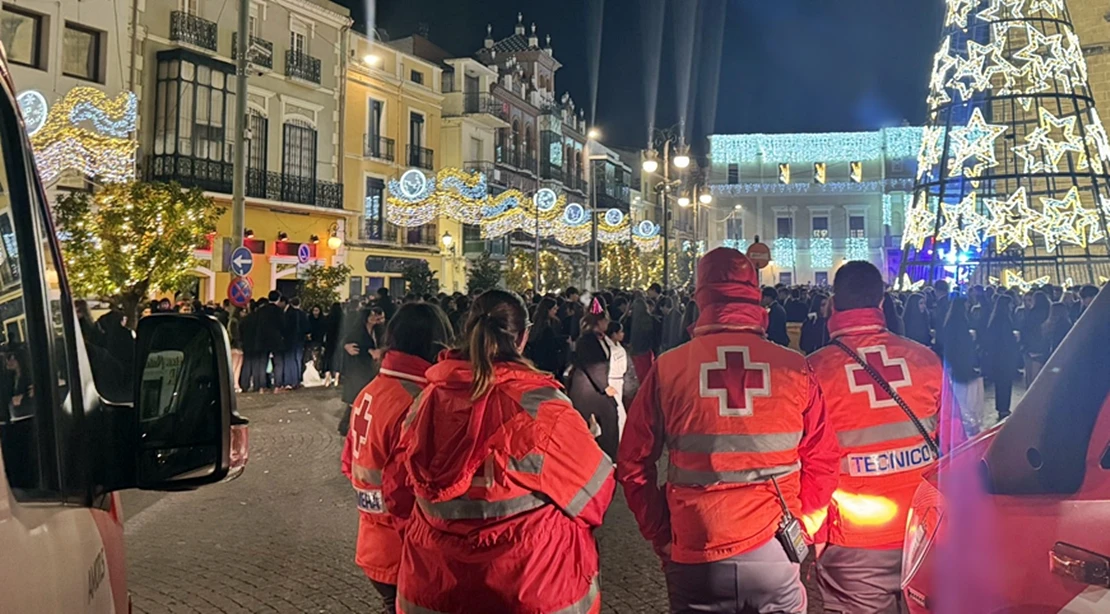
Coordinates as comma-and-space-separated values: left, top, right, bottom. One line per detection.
947, 108, 1007, 179
1013, 108, 1083, 174
984, 187, 1040, 251
1079, 109, 1110, 173
24, 87, 139, 185
895, 274, 926, 292
937, 192, 990, 252
902, 193, 939, 250
944, 0, 978, 30
1035, 186, 1104, 250
989, 269, 1050, 292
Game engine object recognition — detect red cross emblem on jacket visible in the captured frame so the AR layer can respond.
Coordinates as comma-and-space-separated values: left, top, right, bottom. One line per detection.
844, 345, 912, 409
351, 394, 373, 459
699, 346, 772, 417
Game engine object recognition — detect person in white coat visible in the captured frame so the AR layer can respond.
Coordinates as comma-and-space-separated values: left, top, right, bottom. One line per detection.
604, 320, 629, 439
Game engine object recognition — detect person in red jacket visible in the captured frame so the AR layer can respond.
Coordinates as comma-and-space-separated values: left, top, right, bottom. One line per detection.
341, 302, 454, 610
806, 262, 966, 613
385, 289, 615, 614
619, 248, 840, 614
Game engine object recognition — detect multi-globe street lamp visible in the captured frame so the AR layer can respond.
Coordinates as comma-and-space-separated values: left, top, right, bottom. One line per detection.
642, 133, 698, 289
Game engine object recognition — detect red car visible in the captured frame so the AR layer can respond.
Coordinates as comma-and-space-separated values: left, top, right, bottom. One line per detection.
901, 287, 1110, 613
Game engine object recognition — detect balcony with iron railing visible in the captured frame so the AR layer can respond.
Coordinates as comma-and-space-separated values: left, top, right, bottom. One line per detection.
496, 148, 520, 168
443, 93, 509, 124
540, 163, 563, 182
285, 49, 321, 84
170, 11, 218, 52
521, 154, 537, 174
364, 135, 395, 162
463, 160, 495, 175
146, 154, 343, 210
233, 32, 273, 70
407, 145, 434, 170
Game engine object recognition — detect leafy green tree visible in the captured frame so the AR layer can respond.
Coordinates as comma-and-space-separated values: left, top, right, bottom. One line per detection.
299, 263, 352, 310
401, 259, 439, 296
467, 252, 503, 294
54, 181, 223, 327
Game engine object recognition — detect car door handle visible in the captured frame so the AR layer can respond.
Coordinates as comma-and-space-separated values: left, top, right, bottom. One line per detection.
1050, 542, 1110, 588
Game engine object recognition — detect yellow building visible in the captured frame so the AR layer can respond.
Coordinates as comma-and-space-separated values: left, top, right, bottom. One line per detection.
343, 33, 461, 297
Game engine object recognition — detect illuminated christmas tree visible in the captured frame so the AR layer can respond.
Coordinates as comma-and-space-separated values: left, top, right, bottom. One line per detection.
901, 0, 1110, 286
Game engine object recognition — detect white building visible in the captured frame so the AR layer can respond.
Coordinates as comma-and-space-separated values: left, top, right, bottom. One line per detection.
707, 128, 925, 285
1, 0, 136, 198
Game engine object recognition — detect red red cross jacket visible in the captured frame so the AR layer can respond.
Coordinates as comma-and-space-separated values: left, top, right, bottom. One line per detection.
340, 351, 428, 584
806, 307, 966, 549
618, 248, 840, 564
384, 354, 615, 614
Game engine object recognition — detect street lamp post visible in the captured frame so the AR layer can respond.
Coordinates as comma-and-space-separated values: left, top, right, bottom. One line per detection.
643, 135, 686, 290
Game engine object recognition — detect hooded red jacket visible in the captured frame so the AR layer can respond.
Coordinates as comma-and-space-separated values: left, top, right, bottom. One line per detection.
340, 351, 428, 584
385, 355, 615, 614
618, 248, 840, 564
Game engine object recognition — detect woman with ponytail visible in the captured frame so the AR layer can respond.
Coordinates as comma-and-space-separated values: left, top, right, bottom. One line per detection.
385, 290, 614, 614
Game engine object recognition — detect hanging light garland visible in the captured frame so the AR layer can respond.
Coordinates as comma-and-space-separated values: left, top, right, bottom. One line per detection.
25, 87, 138, 185
772, 237, 797, 268
631, 219, 662, 252
845, 237, 871, 262
597, 208, 631, 244
810, 234, 833, 269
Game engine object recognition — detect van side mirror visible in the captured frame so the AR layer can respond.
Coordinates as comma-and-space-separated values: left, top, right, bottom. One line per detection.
133, 314, 247, 490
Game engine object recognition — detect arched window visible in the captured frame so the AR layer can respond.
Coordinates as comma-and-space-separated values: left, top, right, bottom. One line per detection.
524, 124, 533, 168
511, 119, 520, 164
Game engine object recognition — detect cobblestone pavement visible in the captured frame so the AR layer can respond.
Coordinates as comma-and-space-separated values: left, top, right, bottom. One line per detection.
122, 380, 1028, 613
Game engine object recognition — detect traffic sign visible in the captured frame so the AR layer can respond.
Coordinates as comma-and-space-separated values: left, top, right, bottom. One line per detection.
297, 243, 311, 264
230, 246, 254, 277
228, 277, 253, 308
747, 242, 772, 270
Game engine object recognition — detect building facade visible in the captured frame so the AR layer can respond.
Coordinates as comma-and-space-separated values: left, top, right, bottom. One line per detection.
134, 0, 351, 301
343, 33, 446, 297
2, 0, 135, 201
707, 128, 923, 285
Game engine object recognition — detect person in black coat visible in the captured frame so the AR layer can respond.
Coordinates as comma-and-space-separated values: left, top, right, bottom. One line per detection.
983, 295, 1019, 419
761, 287, 790, 347
903, 293, 933, 347
250, 293, 286, 392
322, 302, 344, 387
566, 314, 619, 459
525, 298, 566, 377
338, 307, 385, 435
800, 294, 830, 354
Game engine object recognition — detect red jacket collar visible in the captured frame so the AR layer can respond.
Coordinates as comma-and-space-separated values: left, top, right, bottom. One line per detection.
693, 301, 768, 337
828, 308, 886, 339
379, 351, 432, 383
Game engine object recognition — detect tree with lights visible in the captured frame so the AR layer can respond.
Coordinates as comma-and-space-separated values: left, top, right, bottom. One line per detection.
401, 260, 440, 296
599, 244, 664, 290
902, 0, 1110, 286
299, 263, 352, 310
54, 181, 223, 327
505, 249, 573, 295
467, 252, 503, 294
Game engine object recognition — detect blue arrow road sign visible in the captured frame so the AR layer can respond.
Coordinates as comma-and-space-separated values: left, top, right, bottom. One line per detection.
230, 246, 254, 277
297, 243, 311, 264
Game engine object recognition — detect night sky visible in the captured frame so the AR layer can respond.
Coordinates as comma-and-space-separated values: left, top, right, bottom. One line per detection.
344, 0, 946, 149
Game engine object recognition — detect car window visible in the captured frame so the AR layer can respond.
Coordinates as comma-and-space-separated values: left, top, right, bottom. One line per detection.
0, 95, 42, 498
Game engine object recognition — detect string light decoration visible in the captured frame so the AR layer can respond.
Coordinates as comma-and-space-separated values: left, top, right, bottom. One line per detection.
26, 87, 138, 185
882, 194, 895, 227
778, 163, 791, 184
597, 208, 631, 244
814, 162, 827, 185
772, 237, 797, 269
632, 219, 662, 252
849, 161, 863, 183
709, 127, 926, 165
845, 237, 871, 262
988, 269, 1050, 292
505, 248, 573, 294
553, 202, 593, 245
810, 234, 833, 269
902, 0, 1110, 286
386, 169, 438, 227
722, 238, 750, 252
712, 177, 915, 196
598, 243, 664, 289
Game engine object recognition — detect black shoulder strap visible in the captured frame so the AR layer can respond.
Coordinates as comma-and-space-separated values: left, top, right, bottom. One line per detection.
830, 338, 941, 458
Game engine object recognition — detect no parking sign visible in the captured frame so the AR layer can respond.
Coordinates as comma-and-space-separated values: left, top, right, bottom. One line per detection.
228, 277, 253, 308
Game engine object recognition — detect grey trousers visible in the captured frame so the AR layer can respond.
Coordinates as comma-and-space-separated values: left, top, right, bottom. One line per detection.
816, 545, 906, 614
664, 538, 806, 614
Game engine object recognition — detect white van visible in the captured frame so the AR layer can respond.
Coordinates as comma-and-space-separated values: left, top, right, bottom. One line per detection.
0, 50, 247, 611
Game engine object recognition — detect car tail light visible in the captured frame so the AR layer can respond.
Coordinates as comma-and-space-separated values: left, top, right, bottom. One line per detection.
902, 479, 944, 589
